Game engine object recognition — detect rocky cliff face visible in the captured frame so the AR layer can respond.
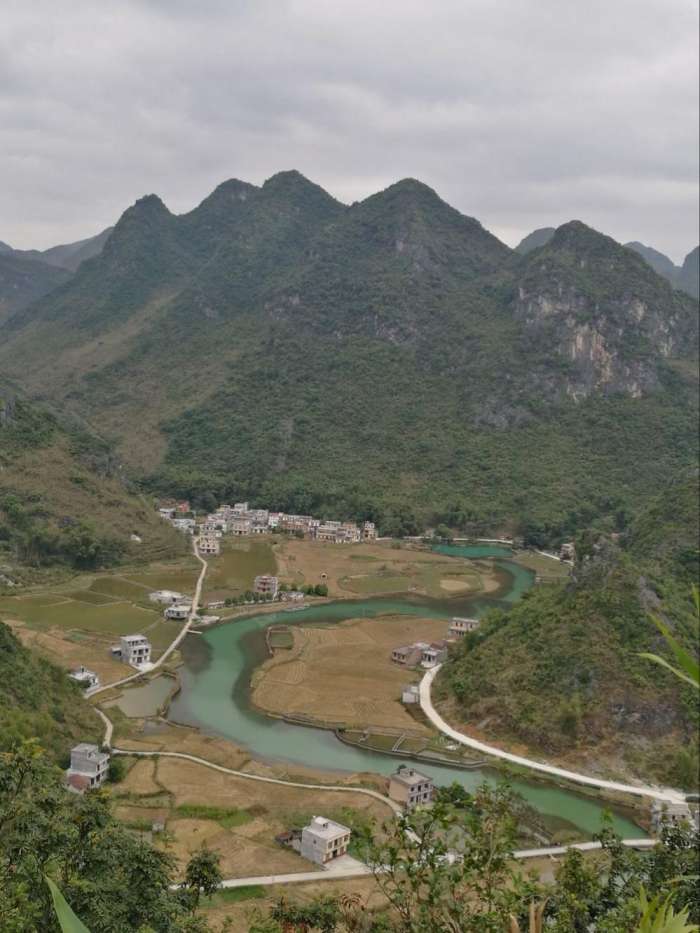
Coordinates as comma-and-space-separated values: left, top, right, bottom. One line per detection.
514, 222, 698, 398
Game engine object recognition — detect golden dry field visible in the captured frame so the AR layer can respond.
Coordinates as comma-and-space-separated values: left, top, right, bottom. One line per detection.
251, 614, 450, 731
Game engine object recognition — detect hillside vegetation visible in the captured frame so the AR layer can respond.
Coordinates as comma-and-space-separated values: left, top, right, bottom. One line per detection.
435, 476, 700, 788
0, 172, 697, 543
0, 621, 100, 759
0, 396, 183, 581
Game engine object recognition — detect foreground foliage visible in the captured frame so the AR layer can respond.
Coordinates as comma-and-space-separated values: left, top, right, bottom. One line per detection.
250, 783, 699, 932
0, 742, 227, 932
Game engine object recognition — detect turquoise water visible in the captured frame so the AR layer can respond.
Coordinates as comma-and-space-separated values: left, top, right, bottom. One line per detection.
433, 544, 514, 559
169, 559, 642, 837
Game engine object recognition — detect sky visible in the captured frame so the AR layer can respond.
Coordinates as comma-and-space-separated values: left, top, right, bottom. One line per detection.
2, 0, 698, 261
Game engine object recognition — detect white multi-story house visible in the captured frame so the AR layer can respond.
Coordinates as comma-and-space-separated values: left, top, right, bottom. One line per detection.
66, 743, 110, 793
300, 816, 352, 865
164, 603, 192, 621
120, 634, 152, 667
388, 766, 434, 810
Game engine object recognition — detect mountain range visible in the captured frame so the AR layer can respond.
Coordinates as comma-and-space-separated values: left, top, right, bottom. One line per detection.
0, 172, 697, 542
516, 227, 699, 299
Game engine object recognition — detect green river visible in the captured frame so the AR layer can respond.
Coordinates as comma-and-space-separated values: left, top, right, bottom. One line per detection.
168, 547, 643, 838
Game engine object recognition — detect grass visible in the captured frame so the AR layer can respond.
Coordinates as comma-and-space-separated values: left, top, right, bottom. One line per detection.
0, 595, 159, 632
174, 804, 253, 829
203, 540, 277, 598
88, 576, 153, 599
205, 886, 266, 905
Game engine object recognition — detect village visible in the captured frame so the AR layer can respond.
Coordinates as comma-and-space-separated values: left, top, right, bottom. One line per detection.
159, 499, 379, 556
5, 496, 695, 929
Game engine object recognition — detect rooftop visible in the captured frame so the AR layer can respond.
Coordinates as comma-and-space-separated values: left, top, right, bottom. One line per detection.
391, 766, 433, 787
305, 815, 351, 839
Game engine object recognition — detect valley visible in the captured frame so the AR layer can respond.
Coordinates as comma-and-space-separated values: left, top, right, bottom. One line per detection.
1, 172, 697, 931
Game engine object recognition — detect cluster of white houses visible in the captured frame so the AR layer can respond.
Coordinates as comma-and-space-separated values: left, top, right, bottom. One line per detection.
391, 617, 480, 670
159, 500, 378, 548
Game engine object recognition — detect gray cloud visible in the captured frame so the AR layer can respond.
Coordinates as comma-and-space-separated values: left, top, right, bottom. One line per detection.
1, 0, 697, 261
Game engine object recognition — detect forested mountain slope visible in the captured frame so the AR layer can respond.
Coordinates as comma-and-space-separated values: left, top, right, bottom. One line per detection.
0, 621, 100, 759
0, 172, 697, 540
434, 476, 700, 788
0, 395, 183, 581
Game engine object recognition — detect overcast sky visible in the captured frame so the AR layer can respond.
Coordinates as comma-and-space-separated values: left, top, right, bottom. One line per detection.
2, 0, 698, 261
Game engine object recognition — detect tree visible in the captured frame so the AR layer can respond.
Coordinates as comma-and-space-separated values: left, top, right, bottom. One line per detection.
180, 847, 222, 914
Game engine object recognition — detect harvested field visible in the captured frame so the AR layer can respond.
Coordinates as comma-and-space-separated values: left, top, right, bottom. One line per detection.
251, 615, 450, 732
275, 538, 497, 599
112, 754, 391, 880
8, 621, 132, 682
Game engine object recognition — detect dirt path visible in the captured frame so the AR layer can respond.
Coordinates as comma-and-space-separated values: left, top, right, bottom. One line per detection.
89, 539, 207, 702
110, 748, 401, 815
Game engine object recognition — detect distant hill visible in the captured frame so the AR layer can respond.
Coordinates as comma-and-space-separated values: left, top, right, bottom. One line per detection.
434, 475, 700, 788
0, 252, 72, 322
516, 228, 699, 299
677, 246, 699, 299
514, 227, 555, 254
0, 395, 183, 580
0, 173, 697, 543
0, 620, 101, 760
625, 242, 700, 299
10, 226, 114, 273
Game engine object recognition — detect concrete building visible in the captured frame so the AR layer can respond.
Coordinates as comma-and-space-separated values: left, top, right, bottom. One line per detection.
254, 575, 279, 598
362, 521, 378, 541
197, 534, 220, 555
149, 590, 185, 605
650, 800, 696, 835
230, 518, 252, 536
421, 641, 449, 667
66, 743, 110, 792
69, 666, 100, 689
401, 684, 420, 704
300, 816, 352, 865
449, 617, 480, 638
120, 634, 151, 667
391, 643, 428, 666
172, 518, 196, 534
158, 507, 176, 520
388, 766, 434, 810
164, 603, 192, 621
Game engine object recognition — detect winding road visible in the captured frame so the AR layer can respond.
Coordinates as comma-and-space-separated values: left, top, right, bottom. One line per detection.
89, 539, 208, 715
419, 664, 686, 804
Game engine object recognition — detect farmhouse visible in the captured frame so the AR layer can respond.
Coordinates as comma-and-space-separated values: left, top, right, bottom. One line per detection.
197, 534, 220, 555
164, 603, 192, 621
391, 643, 428, 666
449, 617, 480, 637
301, 816, 352, 865
651, 800, 697, 835
149, 590, 185, 605
69, 666, 99, 689
120, 634, 152, 667
362, 521, 378, 541
421, 641, 448, 667
388, 766, 434, 810
254, 574, 279, 598
66, 743, 110, 793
